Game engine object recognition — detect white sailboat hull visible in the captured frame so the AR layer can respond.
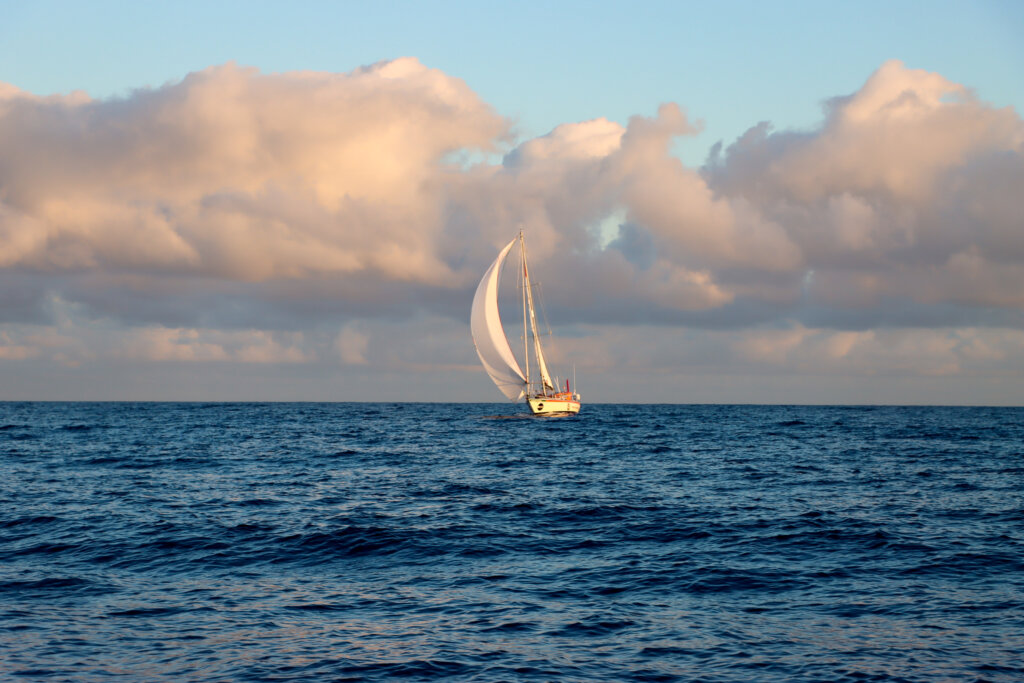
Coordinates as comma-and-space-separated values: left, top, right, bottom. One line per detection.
528, 397, 581, 416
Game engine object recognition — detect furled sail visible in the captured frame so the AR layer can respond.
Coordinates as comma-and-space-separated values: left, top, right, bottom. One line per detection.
471, 238, 527, 401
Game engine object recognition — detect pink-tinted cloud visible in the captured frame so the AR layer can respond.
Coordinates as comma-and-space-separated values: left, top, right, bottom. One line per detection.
0, 58, 505, 283
1, 58, 1023, 400
704, 60, 1024, 311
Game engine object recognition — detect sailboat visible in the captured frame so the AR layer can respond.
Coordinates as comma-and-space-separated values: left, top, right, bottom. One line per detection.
471, 231, 581, 415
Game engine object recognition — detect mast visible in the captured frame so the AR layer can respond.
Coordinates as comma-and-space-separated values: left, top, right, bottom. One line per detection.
521, 232, 554, 394
520, 231, 530, 398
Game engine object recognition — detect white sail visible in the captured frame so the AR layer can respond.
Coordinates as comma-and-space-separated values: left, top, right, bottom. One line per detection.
534, 335, 555, 391
522, 245, 555, 392
471, 238, 527, 401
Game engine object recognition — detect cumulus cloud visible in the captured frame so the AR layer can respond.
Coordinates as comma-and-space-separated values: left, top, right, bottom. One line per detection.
0, 58, 505, 283
1, 58, 1023, 399
703, 60, 1024, 313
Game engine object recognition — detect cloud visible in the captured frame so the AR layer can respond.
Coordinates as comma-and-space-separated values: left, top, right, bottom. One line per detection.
0, 58, 505, 284
334, 325, 369, 365
0, 331, 37, 360
703, 60, 1024, 315
1, 58, 1023, 400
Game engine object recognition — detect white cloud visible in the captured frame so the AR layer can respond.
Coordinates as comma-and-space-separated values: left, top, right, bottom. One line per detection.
704, 59, 1024, 313
0, 58, 505, 284
1, 59, 1024, 400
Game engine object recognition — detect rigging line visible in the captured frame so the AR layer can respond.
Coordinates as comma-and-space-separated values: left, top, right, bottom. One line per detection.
520, 231, 531, 395
533, 279, 562, 394
535, 280, 556, 357
513, 245, 527, 356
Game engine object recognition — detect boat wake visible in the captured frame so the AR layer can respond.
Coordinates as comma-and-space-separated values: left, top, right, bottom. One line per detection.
480, 412, 578, 420
479, 414, 534, 420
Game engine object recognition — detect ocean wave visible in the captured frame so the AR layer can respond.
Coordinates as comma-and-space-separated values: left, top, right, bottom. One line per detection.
0, 402, 1020, 682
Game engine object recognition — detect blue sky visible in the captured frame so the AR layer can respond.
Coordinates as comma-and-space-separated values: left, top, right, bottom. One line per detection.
1, 1, 1023, 403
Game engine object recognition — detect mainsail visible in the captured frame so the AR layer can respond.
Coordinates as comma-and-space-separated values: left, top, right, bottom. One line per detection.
470, 238, 527, 400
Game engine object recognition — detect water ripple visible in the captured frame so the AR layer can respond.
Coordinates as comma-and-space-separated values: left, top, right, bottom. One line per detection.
1, 402, 1022, 681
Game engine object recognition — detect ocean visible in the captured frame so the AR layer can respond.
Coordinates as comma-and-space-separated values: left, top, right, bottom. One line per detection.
1, 402, 1021, 681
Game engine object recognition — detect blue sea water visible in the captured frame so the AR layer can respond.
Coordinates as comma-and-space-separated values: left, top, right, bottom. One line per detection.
0, 403, 1022, 682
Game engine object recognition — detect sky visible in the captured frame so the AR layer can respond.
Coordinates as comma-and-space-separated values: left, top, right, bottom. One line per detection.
1, 1, 1023, 404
